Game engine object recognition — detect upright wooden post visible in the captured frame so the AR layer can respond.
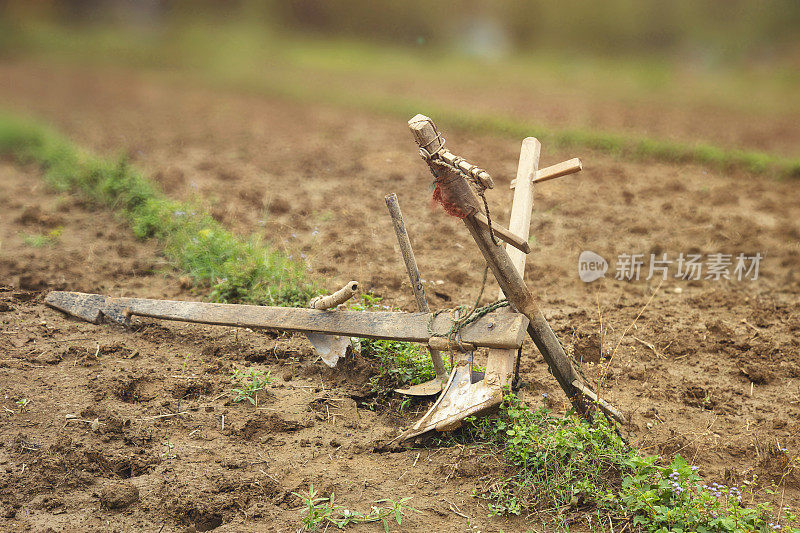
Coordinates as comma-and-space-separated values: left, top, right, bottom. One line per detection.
506, 138, 541, 277
484, 137, 540, 386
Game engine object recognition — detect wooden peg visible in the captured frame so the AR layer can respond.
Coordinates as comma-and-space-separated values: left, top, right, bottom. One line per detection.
510, 157, 582, 188
472, 212, 530, 254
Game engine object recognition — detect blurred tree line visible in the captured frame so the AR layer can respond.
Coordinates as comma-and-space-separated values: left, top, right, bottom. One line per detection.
3, 0, 799, 64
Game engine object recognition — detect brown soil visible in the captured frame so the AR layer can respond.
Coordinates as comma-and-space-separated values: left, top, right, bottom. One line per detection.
0, 60, 798, 532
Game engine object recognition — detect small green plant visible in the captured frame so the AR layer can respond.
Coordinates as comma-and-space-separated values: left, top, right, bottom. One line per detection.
161, 441, 176, 460
351, 294, 442, 397
293, 484, 418, 531
16, 398, 30, 412
459, 392, 799, 532
22, 226, 62, 247
616, 455, 798, 532
398, 396, 413, 413
230, 368, 272, 406
363, 337, 436, 396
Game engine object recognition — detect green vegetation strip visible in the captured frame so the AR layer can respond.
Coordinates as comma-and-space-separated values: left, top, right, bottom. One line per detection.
416, 105, 800, 178
451, 393, 798, 532
0, 114, 315, 306
260, 78, 800, 179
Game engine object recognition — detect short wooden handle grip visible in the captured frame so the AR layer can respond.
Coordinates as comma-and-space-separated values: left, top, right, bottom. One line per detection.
310, 281, 359, 310
510, 158, 583, 188
408, 114, 494, 189
534, 158, 582, 183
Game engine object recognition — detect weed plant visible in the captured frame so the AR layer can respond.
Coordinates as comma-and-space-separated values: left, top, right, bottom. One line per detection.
349, 294, 443, 396
293, 484, 417, 531
456, 393, 798, 532
0, 115, 315, 306
230, 368, 272, 406
22, 227, 62, 247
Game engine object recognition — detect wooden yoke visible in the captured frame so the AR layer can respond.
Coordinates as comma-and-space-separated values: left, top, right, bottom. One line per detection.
408, 115, 623, 423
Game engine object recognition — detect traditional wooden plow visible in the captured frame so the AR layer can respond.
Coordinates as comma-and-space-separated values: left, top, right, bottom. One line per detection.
44, 114, 622, 441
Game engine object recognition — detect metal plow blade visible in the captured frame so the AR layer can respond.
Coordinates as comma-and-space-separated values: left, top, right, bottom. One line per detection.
306, 332, 352, 367
392, 349, 513, 442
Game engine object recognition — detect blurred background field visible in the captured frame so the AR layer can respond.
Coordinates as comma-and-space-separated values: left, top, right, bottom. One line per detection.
1, 1, 799, 164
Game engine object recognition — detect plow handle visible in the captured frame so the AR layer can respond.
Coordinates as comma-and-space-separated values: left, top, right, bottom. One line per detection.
385, 193, 447, 378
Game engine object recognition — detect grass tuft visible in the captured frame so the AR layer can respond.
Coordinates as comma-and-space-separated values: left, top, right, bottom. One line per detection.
0, 114, 315, 306
349, 294, 443, 396
230, 368, 272, 406
453, 393, 798, 532
293, 484, 418, 531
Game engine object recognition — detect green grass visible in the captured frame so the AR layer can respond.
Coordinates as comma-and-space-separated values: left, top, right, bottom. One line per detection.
230, 368, 272, 406
451, 393, 798, 532
293, 484, 418, 531
344, 97, 800, 178
349, 294, 445, 396
4, 21, 800, 178
0, 114, 315, 306
21, 226, 62, 248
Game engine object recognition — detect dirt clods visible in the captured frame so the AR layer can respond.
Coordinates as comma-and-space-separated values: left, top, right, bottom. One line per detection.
99, 480, 139, 509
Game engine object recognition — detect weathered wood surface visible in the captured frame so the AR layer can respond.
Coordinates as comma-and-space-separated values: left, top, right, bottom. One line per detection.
408, 115, 621, 422
462, 216, 588, 410
45, 291, 529, 349
385, 193, 446, 378
484, 136, 542, 391
506, 137, 540, 275
310, 281, 358, 310
408, 114, 494, 189
427, 337, 475, 352
472, 212, 531, 254
510, 157, 582, 188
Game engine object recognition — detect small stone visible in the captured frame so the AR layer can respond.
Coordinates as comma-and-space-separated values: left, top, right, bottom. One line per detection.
281, 370, 292, 382
0, 302, 13, 312
99, 481, 139, 509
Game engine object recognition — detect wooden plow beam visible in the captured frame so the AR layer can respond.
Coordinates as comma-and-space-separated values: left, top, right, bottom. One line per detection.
396, 115, 622, 441
45, 291, 528, 350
